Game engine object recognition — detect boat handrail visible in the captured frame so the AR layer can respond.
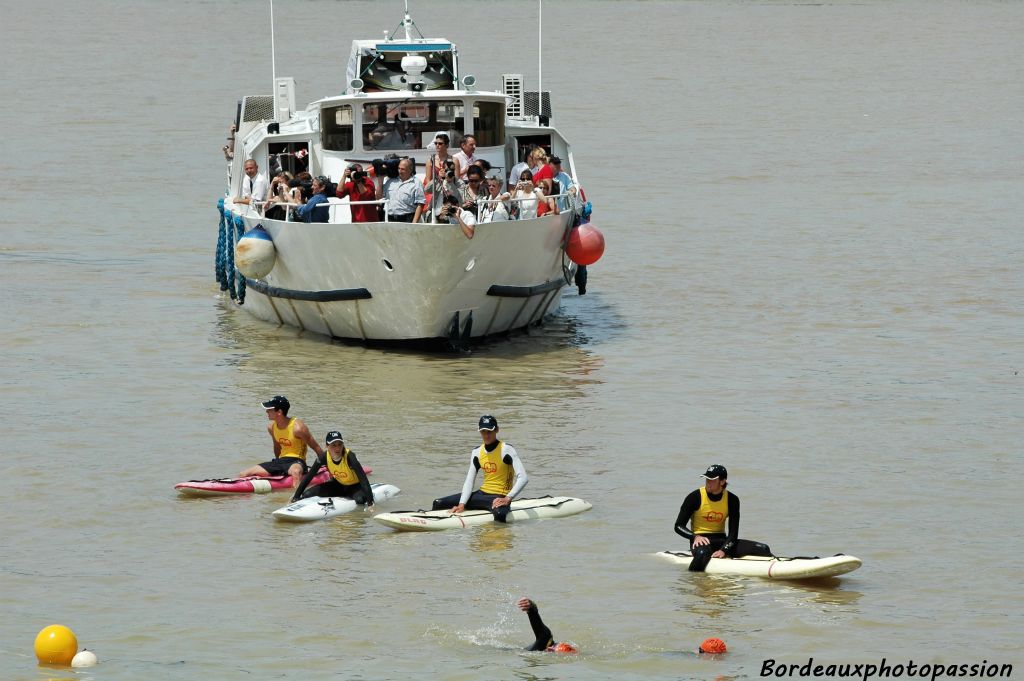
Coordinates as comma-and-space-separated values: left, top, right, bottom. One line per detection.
242, 192, 574, 224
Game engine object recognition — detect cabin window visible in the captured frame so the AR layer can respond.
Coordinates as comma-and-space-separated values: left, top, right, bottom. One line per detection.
322, 105, 354, 151
472, 101, 505, 147
362, 101, 465, 151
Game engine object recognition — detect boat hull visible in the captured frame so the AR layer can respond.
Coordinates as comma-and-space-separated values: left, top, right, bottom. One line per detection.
228, 212, 574, 342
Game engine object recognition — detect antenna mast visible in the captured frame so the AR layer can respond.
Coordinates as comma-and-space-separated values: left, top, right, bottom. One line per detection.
537, 0, 543, 106
403, 0, 413, 41
270, 0, 277, 91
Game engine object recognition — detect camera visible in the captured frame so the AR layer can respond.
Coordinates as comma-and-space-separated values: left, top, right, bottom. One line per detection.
290, 178, 313, 201
371, 156, 402, 179
444, 159, 456, 180
352, 170, 367, 183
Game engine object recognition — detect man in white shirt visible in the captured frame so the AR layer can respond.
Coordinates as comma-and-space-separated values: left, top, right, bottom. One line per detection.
234, 159, 268, 208
451, 134, 478, 179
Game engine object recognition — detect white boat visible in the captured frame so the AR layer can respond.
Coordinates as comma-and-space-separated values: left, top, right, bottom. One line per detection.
215, 6, 590, 346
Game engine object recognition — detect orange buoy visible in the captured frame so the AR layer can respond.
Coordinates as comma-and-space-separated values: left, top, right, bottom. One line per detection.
551, 642, 578, 654
565, 223, 605, 266
699, 637, 727, 654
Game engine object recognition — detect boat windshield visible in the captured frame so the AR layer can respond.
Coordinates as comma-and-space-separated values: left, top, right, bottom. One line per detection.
322, 104, 355, 152
363, 100, 464, 151
471, 101, 505, 147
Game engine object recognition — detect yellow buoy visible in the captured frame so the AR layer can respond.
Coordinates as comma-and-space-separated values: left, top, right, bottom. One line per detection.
34, 624, 78, 665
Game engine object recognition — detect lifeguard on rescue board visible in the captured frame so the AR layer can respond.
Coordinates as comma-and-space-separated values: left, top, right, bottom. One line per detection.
430, 415, 528, 522
673, 465, 772, 571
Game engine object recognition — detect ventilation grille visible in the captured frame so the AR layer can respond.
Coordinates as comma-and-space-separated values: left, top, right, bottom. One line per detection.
502, 74, 524, 117
523, 91, 551, 117
241, 95, 275, 123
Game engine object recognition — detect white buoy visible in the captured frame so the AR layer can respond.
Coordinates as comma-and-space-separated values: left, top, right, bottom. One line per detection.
235, 226, 276, 279
71, 649, 98, 667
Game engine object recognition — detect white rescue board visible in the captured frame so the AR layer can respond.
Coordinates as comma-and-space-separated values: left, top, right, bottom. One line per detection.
656, 550, 862, 579
374, 495, 591, 532
273, 483, 401, 522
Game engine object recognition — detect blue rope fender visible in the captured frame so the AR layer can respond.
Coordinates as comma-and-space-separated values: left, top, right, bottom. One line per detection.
216, 199, 229, 291
233, 216, 247, 304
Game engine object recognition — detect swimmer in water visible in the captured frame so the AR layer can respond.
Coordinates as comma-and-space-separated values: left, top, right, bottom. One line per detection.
516, 598, 578, 653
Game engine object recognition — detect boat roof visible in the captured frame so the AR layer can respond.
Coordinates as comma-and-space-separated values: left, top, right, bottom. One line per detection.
349, 38, 455, 54
313, 89, 507, 108
346, 37, 460, 95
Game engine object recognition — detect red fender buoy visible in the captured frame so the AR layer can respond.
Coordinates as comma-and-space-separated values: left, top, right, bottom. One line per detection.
566, 223, 605, 266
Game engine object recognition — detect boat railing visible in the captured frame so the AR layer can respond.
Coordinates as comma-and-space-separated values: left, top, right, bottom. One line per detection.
243, 191, 577, 224
473, 189, 580, 219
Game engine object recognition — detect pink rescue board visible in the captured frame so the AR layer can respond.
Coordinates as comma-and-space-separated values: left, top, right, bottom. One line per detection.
175, 466, 371, 497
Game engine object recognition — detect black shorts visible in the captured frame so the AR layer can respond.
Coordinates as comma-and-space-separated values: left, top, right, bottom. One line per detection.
258, 457, 307, 476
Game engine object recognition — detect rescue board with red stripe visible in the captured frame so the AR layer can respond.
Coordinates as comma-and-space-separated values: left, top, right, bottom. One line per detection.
656, 551, 861, 579
174, 466, 371, 497
373, 496, 591, 531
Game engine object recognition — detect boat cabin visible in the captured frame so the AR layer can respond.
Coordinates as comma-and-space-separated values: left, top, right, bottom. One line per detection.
227, 31, 574, 208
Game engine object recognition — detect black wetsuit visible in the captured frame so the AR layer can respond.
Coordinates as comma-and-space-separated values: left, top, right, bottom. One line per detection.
523, 602, 555, 651
673, 488, 772, 571
291, 450, 373, 504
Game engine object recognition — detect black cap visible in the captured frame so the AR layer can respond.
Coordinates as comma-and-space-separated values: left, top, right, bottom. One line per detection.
325, 430, 344, 444
261, 395, 290, 411
549, 156, 562, 164
701, 464, 728, 480
478, 415, 498, 431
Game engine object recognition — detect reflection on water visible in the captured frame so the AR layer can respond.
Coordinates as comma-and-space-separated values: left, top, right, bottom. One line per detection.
673, 573, 748, 617
469, 524, 515, 555
212, 301, 605, 409
672, 572, 862, 619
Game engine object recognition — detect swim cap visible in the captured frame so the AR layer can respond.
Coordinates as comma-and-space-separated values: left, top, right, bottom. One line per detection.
699, 637, 727, 654
551, 642, 578, 654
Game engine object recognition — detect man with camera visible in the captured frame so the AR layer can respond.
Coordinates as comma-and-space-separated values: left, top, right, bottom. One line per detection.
375, 157, 425, 223
337, 164, 379, 223
437, 193, 476, 239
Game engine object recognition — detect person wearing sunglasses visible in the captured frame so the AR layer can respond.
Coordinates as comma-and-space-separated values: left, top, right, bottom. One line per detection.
459, 165, 486, 211
423, 134, 455, 194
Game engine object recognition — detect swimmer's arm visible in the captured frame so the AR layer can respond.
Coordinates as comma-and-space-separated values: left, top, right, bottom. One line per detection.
524, 601, 554, 651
